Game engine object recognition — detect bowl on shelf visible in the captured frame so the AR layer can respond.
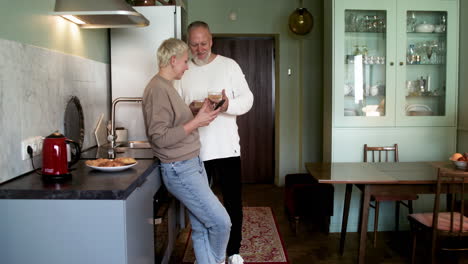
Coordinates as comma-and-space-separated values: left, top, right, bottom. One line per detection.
415, 23, 435, 33
434, 24, 445, 33
452, 160, 467, 170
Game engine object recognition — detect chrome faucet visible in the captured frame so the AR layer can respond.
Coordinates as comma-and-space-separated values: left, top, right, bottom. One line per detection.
108, 97, 143, 148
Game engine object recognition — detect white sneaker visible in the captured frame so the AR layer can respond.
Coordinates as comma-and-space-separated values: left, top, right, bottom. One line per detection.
228, 254, 244, 264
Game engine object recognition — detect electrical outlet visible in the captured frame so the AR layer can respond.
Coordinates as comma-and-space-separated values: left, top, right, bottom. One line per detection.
21, 136, 44, 160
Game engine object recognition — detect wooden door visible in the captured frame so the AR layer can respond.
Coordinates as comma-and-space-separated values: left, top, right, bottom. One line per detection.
212, 37, 275, 183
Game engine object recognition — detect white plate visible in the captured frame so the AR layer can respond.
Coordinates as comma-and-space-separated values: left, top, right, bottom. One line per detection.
405, 104, 432, 112
87, 162, 137, 172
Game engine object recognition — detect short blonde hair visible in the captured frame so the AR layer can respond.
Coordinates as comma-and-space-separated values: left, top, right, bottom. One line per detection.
157, 38, 189, 68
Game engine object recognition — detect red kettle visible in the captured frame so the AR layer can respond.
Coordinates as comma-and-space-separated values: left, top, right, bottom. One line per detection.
42, 131, 81, 181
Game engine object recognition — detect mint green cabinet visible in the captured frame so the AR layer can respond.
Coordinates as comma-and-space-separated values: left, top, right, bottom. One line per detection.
323, 0, 459, 233
332, 0, 458, 127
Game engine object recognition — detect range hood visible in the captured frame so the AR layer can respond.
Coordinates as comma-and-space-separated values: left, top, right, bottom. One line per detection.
53, 0, 149, 28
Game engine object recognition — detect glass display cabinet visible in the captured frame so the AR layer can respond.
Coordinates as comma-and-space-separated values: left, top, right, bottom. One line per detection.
333, 0, 458, 127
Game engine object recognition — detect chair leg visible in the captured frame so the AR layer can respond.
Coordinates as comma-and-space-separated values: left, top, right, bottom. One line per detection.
324, 216, 331, 234
410, 226, 417, 264
408, 200, 414, 214
395, 201, 401, 232
294, 216, 300, 236
373, 201, 380, 248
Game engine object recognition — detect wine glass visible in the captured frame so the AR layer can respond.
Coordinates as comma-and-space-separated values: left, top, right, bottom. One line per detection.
425, 44, 433, 62
407, 12, 417, 32
208, 91, 222, 103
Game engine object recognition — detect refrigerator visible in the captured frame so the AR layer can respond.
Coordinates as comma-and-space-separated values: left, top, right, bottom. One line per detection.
111, 5, 187, 141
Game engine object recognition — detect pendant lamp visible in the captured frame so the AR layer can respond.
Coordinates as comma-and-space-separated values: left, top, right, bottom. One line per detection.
288, 1, 314, 35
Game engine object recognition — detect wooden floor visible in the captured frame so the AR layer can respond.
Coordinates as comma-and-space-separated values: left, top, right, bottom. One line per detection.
169, 184, 468, 264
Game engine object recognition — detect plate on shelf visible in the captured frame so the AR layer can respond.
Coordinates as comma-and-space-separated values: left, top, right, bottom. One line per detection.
87, 162, 137, 172
405, 104, 432, 112
406, 104, 433, 116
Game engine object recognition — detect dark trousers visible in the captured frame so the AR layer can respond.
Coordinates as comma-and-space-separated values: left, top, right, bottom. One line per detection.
204, 157, 243, 256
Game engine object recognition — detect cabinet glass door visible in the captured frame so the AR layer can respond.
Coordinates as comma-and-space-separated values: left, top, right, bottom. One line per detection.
404, 11, 447, 117
344, 10, 387, 118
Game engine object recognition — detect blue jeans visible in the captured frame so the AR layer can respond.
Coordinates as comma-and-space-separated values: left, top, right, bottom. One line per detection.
160, 156, 231, 264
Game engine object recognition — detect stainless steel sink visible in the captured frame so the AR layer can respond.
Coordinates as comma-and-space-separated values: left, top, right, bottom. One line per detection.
115, 141, 151, 149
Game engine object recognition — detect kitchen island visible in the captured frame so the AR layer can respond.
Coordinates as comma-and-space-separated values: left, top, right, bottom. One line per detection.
0, 153, 166, 264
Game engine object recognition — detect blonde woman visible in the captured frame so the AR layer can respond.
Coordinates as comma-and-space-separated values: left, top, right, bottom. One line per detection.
142, 38, 231, 264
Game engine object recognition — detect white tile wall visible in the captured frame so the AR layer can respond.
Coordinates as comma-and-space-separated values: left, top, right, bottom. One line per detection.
0, 38, 109, 184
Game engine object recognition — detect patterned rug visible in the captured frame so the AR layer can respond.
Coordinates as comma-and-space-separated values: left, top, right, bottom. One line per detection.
182, 207, 289, 264
183, 207, 289, 264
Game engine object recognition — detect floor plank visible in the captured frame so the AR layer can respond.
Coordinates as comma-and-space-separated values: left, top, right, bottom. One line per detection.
169, 184, 468, 264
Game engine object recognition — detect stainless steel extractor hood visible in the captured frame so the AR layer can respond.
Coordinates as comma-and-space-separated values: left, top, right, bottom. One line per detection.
52, 0, 149, 28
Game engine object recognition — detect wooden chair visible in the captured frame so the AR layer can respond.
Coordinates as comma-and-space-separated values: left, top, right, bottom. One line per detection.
408, 168, 468, 264
363, 144, 418, 247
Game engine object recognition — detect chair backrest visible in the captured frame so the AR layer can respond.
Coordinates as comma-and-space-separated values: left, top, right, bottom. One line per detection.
363, 144, 399, 163
432, 168, 468, 240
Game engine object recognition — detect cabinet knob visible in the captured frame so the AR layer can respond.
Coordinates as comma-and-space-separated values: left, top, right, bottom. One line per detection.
399, 62, 404, 66
390, 62, 394, 66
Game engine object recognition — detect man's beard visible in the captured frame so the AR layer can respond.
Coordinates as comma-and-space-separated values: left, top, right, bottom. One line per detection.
191, 51, 211, 66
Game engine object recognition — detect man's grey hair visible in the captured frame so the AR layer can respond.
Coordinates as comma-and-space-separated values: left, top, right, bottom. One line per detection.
188, 21, 211, 34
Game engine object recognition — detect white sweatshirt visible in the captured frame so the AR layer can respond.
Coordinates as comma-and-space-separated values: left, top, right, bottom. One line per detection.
174, 55, 254, 161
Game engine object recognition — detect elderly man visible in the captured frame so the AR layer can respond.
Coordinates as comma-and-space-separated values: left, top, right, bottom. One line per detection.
174, 21, 254, 264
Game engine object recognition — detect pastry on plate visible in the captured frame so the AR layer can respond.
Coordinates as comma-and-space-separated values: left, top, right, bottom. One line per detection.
85, 158, 135, 167
114, 157, 137, 165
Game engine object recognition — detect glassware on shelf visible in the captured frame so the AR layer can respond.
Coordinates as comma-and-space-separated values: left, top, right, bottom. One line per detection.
345, 12, 358, 32
425, 44, 434, 61
407, 12, 417, 32
353, 45, 361, 56
361, 45, 368, 56
440, 14, 447, 33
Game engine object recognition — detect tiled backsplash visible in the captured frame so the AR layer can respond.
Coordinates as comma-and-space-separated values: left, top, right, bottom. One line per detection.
0, 38, 109, 184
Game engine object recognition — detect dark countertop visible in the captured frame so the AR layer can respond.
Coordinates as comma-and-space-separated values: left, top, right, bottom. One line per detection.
80, 146, 155, 160
0, 147, 160, 200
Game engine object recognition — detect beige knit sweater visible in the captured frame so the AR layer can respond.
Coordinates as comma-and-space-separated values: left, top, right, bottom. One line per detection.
142, 74, 200, 163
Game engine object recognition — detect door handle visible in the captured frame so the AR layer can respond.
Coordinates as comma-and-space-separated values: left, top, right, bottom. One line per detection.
389, 62, 394, 66
399, 62, 404, 66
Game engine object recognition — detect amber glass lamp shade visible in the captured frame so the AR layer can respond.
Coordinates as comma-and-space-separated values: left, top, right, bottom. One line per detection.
289, 8, 314, 35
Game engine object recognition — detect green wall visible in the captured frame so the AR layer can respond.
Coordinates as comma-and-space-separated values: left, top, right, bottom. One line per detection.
187, 0, 324, 184
0, 0, 109, 63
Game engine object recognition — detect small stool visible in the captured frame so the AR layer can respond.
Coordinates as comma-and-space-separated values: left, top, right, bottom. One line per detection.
284, 173, 334, 234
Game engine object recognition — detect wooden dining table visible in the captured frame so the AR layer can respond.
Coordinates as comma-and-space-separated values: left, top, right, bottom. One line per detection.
304, 161, 457, 264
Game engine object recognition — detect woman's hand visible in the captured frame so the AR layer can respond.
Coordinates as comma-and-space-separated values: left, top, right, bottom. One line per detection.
183, 99, 220, 134
194, 99, 221, 127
